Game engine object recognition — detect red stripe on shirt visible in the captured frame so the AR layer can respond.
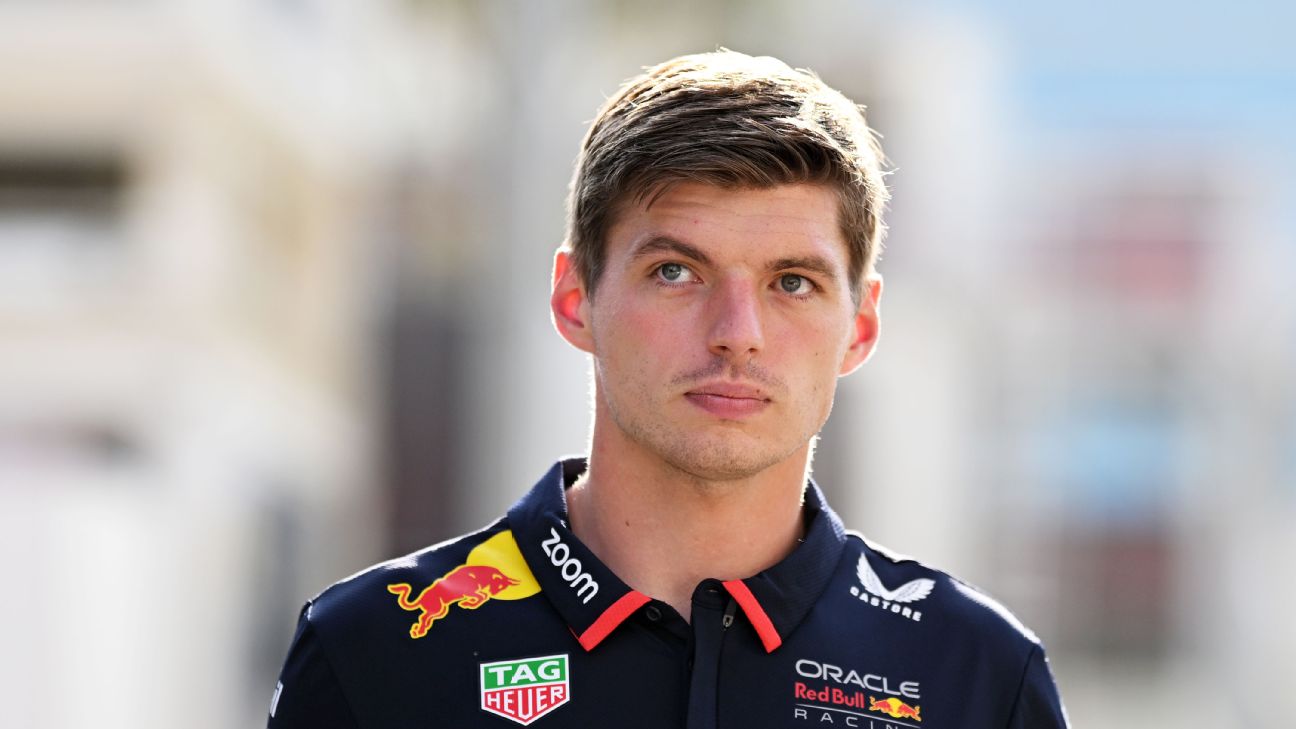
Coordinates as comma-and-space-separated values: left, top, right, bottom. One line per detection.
722, 579, 782, 652
576, 591, 651, 651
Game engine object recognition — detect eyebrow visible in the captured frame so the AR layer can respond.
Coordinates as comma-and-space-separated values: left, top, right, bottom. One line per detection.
629, 236, 714, 267
768, 256, 841, 285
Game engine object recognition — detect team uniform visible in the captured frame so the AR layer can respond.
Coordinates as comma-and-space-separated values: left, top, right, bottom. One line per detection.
268, 459, 1069, 729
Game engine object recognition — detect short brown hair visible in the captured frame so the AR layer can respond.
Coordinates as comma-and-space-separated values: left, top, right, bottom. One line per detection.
565, 50, 890, 301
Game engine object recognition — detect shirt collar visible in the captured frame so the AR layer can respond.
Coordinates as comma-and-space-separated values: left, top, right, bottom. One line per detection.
508, 458, 848, 653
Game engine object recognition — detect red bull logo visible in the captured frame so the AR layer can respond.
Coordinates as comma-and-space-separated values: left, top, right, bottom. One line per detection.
388, 530, 540, 638
869, 696, 921, 722
388, 565, 518, 637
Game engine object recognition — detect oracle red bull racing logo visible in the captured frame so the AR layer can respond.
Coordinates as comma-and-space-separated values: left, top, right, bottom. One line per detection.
387, 530, 540, 638
793, 658, 924, 726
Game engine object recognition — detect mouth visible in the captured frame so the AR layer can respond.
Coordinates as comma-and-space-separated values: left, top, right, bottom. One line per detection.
683, 383, 772, 419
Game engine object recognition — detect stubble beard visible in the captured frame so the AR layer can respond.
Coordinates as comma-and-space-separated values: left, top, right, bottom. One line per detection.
593, 357, 823, 484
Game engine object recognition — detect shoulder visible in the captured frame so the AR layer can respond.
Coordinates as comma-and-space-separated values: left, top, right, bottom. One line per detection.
304, 518, 530, 638
841, 532, 1042, 661
270, 520, 552, 726
829, 535, 1070, 728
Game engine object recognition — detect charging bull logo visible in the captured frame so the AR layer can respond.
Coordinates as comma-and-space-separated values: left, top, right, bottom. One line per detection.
388, 530, 541, 638
869, 696, 921, 721
388, 566, 518, 638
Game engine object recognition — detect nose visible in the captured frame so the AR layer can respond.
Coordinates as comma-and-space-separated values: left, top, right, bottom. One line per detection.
706, 277, 764, 361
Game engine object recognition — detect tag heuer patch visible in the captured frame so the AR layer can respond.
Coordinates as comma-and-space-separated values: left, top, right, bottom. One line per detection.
480, 654, 570, 725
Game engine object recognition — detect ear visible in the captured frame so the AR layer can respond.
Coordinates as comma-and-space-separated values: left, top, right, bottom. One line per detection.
838, 275, 883, 376
551, 249, 595, 354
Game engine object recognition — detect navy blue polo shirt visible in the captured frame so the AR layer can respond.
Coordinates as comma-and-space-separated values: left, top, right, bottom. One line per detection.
268, 459, 1069, 729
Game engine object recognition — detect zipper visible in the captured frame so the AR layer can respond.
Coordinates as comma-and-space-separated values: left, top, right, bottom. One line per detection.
721, 598, 737, 629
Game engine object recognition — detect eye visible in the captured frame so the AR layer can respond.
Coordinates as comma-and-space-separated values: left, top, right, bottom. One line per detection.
778, 274, 815, 295
655, 262, 697, 284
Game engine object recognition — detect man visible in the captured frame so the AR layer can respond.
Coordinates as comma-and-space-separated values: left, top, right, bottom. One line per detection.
268, 50, 1069, 729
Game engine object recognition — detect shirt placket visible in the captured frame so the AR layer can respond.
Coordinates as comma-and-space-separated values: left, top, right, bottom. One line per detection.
685, 579, 739, 729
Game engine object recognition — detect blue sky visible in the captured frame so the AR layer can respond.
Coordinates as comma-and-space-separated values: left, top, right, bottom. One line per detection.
926, 0, 1296, 236
933, 0, 1296, 133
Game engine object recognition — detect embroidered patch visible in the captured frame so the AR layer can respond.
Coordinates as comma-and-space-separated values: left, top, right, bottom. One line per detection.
387, 530, 540, 638
480, 654, 571, 725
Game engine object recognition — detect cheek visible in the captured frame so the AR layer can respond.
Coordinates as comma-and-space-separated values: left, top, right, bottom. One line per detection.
772, 317, 850, 396
593, 299, 683, 371
625, 308, 681, 345
775, 314, 845, 362
627, 292, 690, 335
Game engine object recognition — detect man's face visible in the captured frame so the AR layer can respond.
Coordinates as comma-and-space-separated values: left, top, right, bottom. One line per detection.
552, 182, 881, 482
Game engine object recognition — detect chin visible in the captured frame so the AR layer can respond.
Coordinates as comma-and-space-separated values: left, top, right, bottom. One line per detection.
603, 394, 812, 482
656, 435, 798, 483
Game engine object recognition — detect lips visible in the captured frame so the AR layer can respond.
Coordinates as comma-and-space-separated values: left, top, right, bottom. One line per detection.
684, 382, 771, 418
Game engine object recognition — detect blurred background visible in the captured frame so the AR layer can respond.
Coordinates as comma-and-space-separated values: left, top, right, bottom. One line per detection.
0, 0, 1292, 727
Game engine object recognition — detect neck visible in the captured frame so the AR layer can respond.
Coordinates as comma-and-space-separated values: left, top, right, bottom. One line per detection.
566, 418, 810, 622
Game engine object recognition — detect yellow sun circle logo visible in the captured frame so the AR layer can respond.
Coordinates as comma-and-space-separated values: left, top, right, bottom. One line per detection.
465, 530, 541, 601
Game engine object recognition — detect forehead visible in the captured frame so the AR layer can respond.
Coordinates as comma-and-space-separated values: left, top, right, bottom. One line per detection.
606, 182, 848, 264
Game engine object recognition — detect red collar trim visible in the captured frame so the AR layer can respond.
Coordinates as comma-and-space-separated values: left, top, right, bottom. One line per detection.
722, 579, 783, 653
575, 590, 650, 651
576, 582, 784, 653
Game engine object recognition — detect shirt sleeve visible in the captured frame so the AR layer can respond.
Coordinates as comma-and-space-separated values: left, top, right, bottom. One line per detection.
267, 605, 361, 729
1005, 644, 1070, 729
